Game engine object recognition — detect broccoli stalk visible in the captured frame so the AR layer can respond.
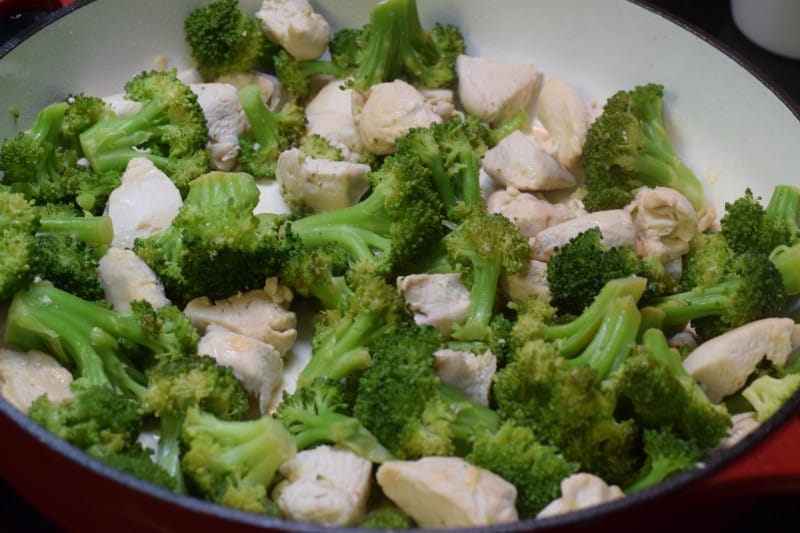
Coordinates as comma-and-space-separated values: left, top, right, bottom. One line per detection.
765, 184, 800, 242
275, 377, 393, 462
645, 252, 785, 337
237, 84, 306, 179
180, 407, 296, 514
334, 0, 465, 91
582, 83, 712, 220
286, 154, 445, 277
78, 69, 209, 191
442, 209, 533, 342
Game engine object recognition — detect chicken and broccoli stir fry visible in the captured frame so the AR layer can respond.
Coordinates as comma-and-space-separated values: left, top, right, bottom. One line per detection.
2, 0, 800, 528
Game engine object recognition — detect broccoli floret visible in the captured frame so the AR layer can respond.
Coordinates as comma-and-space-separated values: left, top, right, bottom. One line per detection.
274, 49, 351, 101
237, 84, 306, 180
741, 373, 800, 422
286, 153, 445, 278
331, 0, 465, 91
765, 184, 800, 244
582, 83, 712, 221
3, 282, 199, 397
680, 232, 731, 291
353, 324, 500, 459
144, 354, 250, 492
646, 252, 785, 339
28, 382, 144, 457
466, 422, 579, 518
0, 192, 113, 300
180, 407, 296, 514
92, 442, 176, 491
61, 93, 114, 147
623, 428, 705, 494
275, 377, 393, 462
298, 133, 345, 162
78, 69, 209, 191
546, 227, 676, 316
609, 328, 731, 448
134, 171, 287, 306
443, 208, 531, 342
395, 115, 490, 215
720, 188, 793, 256
359, 505, 415, 529
296, 262, 412, 388
183, 0, 279, 79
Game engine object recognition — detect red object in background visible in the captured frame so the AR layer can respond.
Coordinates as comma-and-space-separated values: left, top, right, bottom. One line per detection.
0, 0, 76, 20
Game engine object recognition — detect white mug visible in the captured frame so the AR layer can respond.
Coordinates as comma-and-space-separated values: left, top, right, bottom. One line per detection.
731, 0, 800, 59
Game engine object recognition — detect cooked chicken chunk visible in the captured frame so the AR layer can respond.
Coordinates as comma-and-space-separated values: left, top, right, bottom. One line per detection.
197, 325, 284, 414
433, 348, 496, 406
256, 0, 330, 61
713, 412, 759, 451
352, 80, 442, 155
189, 83, 247, 171
482, 131, 576, 192
532, 209, 636, 261
183, 278, 297, 356
305, 79, 364, 160
535, 77, 593, 171
0, 348, 74, 413
273, 445, 373, 526
106, 157, 182, 249
682, 317, 800, 403
97, 247, 171, 311
456, 54, 542, 125
396, 273, 471, 338
487, 187, 581, 238
537, 473, 624, 518
626, 186, 699, 264
276, 147, 371, 213
501, 259, 551, 304
376, 456, 518, 527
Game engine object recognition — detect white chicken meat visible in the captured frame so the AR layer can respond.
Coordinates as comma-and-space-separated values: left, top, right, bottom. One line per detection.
275, 147, 371, 213
536, 473, 624, 518
625, 186, 699, 264
105, 157, 182, 249
433, 348, 496, 406
273, 445, 373, 526
501, 258, 551, 304
183, 278, 298, 356
352, 80, 442, 155
535, 77, 593, 171
376, 456, 519, 527
532, 209, 636, 262
305, 79, 365, 161
482, 131, 576, 192
487, 187, 582, 239
97, 247, 170, 311
188, 82, 247, 171
396, 273, 471, 338
197, 324, 284, 415
682, 317, 800, 403
256, 0, 330, 61
456, 54, 542, 125
0, 348, 74, 413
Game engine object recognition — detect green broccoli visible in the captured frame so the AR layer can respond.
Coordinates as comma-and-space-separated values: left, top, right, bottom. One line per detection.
296, 262, 412, 388
358, 505, 415, 529
275, 377, 393, 462
741, 373, 800, 422
623, 428, 705, 493
443, 208, 531, 342
466, 422, 579, 518
646, 252, 785, 339
582, 83, 712, 221
180, 407, 296, 514
78, 69, 209, 192
720, 188, 794, 256
609, 328, 731, 448
546, 227, 677, 316
0, 192, 113, 300
286, 153, 445, 278
183, 0, 279, 79
144, 354, 250, 493
298, 133, 345, 162
237, 84, 307, 180
134, 171, 287, 306
274, 49, 351, 101
353, 324, 500, 460
330, 0, 465, 91
93, 442, 177, 491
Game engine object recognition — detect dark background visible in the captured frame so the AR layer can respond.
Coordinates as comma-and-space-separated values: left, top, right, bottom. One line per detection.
1, 0, 799, 531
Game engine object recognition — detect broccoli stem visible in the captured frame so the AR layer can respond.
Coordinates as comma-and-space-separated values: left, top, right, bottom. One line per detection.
647, 279, 742, 328
238, 84, 280, 155
155, 413, 188, 494
566, 295, 641, 379
771, 243, 800, 296
453, 258, 502, 341
353, 0, 401, 89
766, 184, 800, 239
291, 412, 393, 463
38, 214, 114, 247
